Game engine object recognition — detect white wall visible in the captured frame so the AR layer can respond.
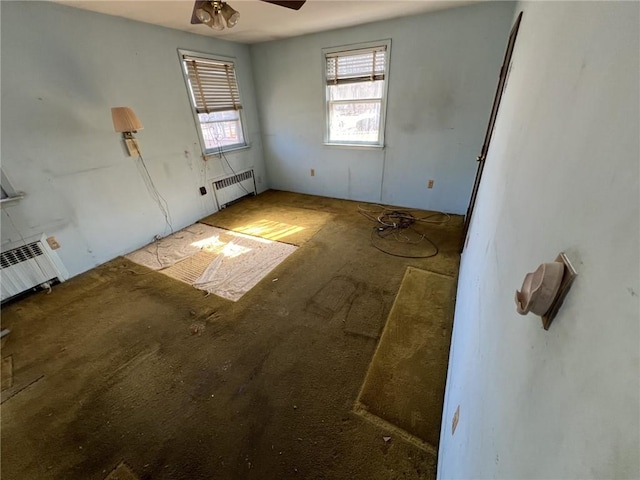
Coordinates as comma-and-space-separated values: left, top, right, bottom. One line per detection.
1, 1, 267, 277
439, 2, 639, 479
250, 2, 515, 214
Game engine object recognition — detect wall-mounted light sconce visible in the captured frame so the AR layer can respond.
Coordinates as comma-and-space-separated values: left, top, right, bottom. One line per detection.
515, 252, 578, 330
111, 107, 143, 156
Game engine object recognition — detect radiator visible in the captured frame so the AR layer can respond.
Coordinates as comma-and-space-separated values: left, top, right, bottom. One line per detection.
1, 237, 66, 302
212, 169, 256, 209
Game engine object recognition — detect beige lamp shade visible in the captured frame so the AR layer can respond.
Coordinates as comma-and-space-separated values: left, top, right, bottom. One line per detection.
111, 107, 143, 133
515, 262, 564, 316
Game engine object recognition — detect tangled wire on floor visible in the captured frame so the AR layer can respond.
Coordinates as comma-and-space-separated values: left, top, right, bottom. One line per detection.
358, 204, 450, 258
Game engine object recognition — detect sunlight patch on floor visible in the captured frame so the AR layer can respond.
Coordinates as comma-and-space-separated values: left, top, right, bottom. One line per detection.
190, 234, 253, 258
232, 219, 305, 242
126, 224, 296, 301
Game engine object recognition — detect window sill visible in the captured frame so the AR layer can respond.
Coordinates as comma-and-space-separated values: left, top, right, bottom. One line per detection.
0, 194, 25, 207
323, 142, 385, 149
203, 143, 251, 159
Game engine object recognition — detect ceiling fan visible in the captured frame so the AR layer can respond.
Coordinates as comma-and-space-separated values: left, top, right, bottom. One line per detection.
191, 1, 307, 31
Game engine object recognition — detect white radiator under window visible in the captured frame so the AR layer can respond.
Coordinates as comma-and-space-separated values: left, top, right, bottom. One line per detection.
212, 169, 256, 209
1, 237, 67, 302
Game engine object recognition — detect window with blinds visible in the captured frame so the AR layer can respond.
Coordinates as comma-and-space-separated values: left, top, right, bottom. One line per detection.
323, 41, 390, 146
180, 51, 246, 153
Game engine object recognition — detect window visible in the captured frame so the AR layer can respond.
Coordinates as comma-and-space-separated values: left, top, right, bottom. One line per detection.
323, 41, 390, 146
180, 51, 246, 154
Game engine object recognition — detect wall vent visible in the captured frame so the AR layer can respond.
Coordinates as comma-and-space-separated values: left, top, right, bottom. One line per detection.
1, 242, 45, 268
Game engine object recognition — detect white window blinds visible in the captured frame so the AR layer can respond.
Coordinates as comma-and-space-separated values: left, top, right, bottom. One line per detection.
325, 46, 387, 85
183, 55, 242, 113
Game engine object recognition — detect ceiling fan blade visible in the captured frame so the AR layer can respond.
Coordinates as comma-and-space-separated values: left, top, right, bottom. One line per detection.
260, 0, 306, 10
191, 0, 207, 24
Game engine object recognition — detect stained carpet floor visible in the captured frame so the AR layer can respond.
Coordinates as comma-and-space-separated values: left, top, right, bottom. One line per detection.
356, 266, 457, 448
1, 190, 463, 480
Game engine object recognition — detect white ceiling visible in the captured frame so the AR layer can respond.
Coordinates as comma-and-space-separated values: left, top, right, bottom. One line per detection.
51, 0, 477, 44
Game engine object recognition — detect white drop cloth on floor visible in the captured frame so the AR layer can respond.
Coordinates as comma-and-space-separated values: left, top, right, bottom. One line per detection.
125, 224, 297, 301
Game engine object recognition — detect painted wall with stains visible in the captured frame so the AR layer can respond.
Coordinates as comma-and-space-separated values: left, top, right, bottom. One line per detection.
440, 1, 639, 478
250, 2, 516, 214
1, 1, 267, 277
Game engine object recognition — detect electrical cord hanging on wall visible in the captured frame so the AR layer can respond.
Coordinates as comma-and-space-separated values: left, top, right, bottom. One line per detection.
357, 204, 450, 258
215, 136, 252, 197
136, 153, 174, 236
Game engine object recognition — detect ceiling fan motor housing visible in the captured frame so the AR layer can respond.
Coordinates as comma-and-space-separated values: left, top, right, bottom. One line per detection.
191, 0, 307, 29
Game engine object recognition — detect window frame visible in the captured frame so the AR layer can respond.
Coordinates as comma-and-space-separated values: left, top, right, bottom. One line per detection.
0, 169, 24, 205
178, 49, 249, 156
322, 39, 391, 148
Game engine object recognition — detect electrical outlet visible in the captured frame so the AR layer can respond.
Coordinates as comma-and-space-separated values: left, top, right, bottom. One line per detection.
428, 179, 435, 189
257, 175, 262, 184
46, 236, 61, 250
310, 169, 315, 177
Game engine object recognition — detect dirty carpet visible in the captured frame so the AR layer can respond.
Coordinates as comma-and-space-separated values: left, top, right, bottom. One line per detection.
356, 266, 457, 449
0, 190, 463, 480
